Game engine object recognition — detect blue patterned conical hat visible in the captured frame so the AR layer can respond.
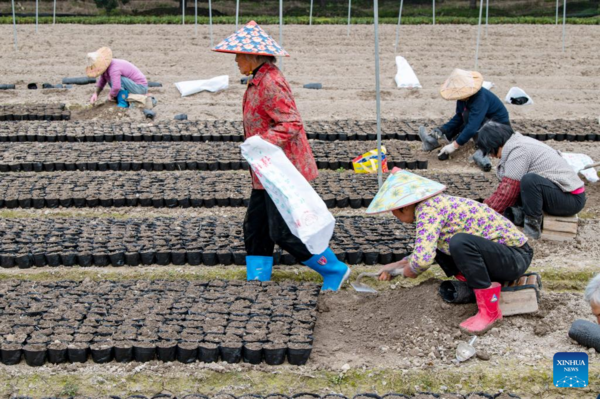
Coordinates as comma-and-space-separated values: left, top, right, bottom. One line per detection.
212, 20, 289, 57
366, 168, 446, 214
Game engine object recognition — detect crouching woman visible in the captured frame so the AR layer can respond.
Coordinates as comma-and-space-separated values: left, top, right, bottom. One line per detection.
367, 169, 533, 335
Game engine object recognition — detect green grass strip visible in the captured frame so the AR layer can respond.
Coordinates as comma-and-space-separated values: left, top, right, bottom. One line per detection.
1, 15, 599, 25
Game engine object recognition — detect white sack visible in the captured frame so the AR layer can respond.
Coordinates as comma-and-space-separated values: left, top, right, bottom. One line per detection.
505, 86, 533, 105
175, 75, 229, 97
241, 136, 335, 254
394, 56, 422, 89
561, 152, 598, 183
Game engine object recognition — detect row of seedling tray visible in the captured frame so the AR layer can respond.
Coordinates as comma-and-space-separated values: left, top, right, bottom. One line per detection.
0, 141, 427, 172
0, 171, 495, 209
0, 279, 319, 367
0, 116, 597, 141
0, 104, 70, 121
0, 215, 415, 268
1, 393, 521, 399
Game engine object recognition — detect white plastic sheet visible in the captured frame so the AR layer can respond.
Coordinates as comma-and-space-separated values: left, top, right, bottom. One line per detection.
505, 87, 533, 105
561, 152, 598, 183
175, 75, 229, 97
394, 56, 421, 89
241, 136, 335, 254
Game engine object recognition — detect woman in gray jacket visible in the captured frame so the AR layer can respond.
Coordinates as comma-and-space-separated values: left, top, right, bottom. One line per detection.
477, 122, 586, 239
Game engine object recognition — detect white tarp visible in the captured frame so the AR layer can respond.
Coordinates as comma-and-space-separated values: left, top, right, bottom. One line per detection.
394, 56, 421, 89
561, 152, 598, 183
175, 75, 229, 97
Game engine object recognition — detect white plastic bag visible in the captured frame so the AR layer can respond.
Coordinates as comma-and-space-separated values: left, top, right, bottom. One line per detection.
561, 152, 598, 183
241, 136, 335, 254
175, 75, 229, 97
505, 87, 533, 105
482, 81, 495, 90
394, 56, 422, 89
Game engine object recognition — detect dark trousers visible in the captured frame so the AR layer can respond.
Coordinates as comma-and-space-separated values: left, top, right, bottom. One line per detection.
520, 173, 586, 218
435, 233, 533, 289
244, 189, 312, 262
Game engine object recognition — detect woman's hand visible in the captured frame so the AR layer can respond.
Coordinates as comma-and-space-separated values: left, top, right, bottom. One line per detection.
378, 259, 409, 281
90, 93, 98, 104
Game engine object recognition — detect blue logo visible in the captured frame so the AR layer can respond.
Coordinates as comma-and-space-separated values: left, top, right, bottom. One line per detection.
553, 352, 588, 388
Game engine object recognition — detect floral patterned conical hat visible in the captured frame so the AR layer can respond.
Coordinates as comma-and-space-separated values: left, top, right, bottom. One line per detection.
212, 20, 289, 57
366, 168, 446, 214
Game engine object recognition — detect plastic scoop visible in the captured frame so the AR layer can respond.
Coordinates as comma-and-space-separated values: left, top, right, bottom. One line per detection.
456, 336, 478, 362
351, 269, 403, 293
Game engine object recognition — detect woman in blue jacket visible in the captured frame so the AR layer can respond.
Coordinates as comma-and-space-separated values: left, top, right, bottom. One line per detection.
419, 69, 510, 172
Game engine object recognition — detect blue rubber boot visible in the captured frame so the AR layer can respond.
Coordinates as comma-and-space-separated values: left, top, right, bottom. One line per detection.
302, 248, 351, 291
117, 90, 129, 108
246, 256, 273, 282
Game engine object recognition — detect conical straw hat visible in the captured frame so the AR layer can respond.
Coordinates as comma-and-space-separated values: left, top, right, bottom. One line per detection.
366, 168, 446, 215
86, 47, 113, 78
440, 69, 483, 101
212, 20, 289, 57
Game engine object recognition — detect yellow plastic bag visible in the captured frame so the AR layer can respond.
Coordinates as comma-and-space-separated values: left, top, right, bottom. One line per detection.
352, 146, 388, 174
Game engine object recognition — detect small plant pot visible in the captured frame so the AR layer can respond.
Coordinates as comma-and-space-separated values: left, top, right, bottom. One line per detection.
198, 343, 219, 363
90, 343, 113, 364
67, 343, 89, 363
1, 343, 22, 365
176, 342, 198, 363
114, 341, 133, 363
125, 252, 140, 266
220, 342, 242, 364
23, 344, 47, 367
47, 342, 68, 364
287, 343, 312, 366
242, 343, 263, 365
187, 250, 202, 265
77, 253, 93, 267
140, 250, 155, 265
156, 341, 177, 362
263, 343, 287, 365
133, 342, 156, 362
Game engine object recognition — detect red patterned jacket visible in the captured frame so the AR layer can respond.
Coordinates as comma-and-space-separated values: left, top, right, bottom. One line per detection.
243, 62, 318, 190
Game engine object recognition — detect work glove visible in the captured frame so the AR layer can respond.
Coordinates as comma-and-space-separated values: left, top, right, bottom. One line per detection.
90, 93, 98, 104
438, 142, 459, 157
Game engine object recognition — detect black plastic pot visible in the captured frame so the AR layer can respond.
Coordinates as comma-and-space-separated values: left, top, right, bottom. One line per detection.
263, 343, 286, 365
23, 344, 47, 367
140, 250, 155, 265
176, 342, 198, 363
47, 342, 68, 364
198, 343, 219, 363
67, 343, 89, 363
187, 250, 202, 265
0, 84, 15, 90
1, 344, 22, 365
287, 343, 312, 366
156, 341, 177, 362
91, 344, 114, 363
114, 341, 133, 363
220, 342, 242, 363
133, 342, 156, 362
242, 343, 263, 364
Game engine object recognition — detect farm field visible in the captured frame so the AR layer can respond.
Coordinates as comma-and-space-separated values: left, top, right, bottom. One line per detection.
0, 23, 599, 399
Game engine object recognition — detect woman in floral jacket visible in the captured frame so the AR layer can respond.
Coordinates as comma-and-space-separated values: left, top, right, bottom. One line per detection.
366, 169, 533, 335
213, 21, 350, 291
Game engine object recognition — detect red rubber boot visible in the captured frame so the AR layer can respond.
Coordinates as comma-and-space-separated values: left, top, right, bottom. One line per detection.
459, 282, 502, 335
455, 273, 467, 282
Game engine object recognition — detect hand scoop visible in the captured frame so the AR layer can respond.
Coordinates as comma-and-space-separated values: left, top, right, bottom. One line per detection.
351, 269, 403, 293
456, 336, 478, 362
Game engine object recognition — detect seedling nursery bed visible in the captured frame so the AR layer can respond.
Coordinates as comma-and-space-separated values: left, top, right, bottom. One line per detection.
0, 393, 521, 399
0, 216, 414, 268
0, 171, 495, 210
0, 279, 319, 367
0, 141, 427, 172
0, 118, 597, 142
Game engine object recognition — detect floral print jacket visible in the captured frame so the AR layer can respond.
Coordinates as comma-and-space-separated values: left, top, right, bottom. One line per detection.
243, 62, 318, 190
408, 194, 528, 275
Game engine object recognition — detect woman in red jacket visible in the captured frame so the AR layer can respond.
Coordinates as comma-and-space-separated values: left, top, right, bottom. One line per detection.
213, 21, 350, 290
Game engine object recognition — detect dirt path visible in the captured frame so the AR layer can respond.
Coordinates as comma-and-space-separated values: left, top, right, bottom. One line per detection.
0, 25, 599, 122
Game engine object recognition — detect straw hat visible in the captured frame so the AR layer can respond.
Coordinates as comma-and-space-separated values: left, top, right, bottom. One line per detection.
366, 168, 446, 215
212, 20, 289, 57
86, 47, 113, 78
439, 69, 483, 101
